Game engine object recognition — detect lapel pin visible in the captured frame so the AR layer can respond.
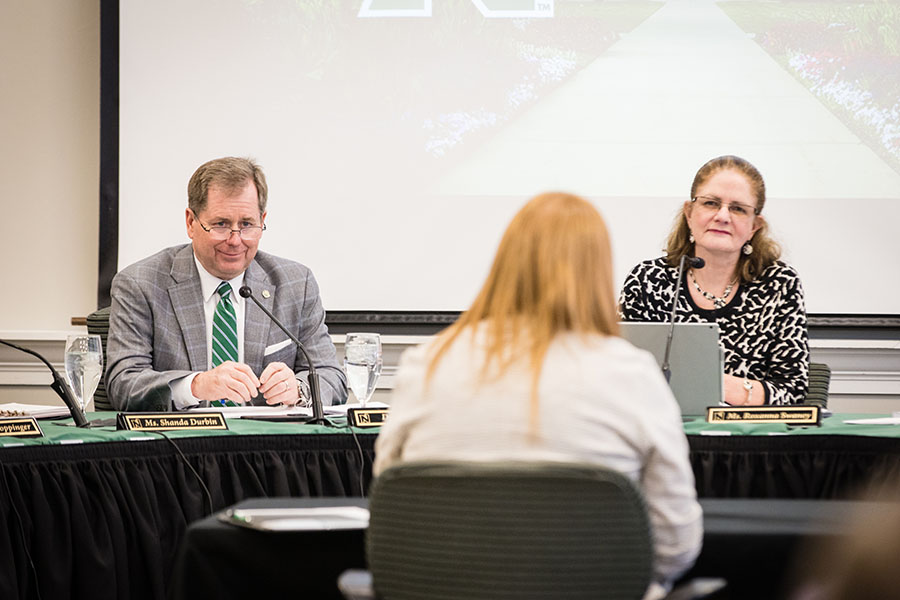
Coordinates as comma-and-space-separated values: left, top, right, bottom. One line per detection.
262, 290, 271, 299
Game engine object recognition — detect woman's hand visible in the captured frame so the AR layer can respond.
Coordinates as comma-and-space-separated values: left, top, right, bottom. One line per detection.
723, 373, 764, 406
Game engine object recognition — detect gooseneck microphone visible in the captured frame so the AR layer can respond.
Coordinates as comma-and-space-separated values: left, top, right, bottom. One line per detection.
238, 285, 327, 425
0, 338, 89, 427
661, 255, 705, 382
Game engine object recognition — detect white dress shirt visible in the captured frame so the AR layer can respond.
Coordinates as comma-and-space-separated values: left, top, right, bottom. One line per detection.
169, 258, 246, 409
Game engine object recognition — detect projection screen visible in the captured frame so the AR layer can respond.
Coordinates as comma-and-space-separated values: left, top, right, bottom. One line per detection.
117, 0, 900, 317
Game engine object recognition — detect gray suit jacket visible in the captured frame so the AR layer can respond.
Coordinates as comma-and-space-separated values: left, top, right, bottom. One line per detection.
107, 244, 347, 411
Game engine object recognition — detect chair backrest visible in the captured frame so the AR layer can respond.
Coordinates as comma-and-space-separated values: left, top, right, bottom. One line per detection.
86, 306, 113, 411
366, 461, 653, 600
804, 362, 831, 408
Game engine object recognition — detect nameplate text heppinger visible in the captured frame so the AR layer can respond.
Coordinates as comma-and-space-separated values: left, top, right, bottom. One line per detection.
116, 412, 229, 431
0, 417, 44, 438
706, 405, 820, 426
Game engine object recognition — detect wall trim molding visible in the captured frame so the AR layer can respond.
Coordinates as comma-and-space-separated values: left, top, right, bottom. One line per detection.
3, 333, 899, 411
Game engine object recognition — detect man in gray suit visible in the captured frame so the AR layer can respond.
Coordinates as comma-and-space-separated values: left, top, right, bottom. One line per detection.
107, 157, 347, 411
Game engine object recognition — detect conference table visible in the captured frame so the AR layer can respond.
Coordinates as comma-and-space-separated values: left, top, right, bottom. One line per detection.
171, 495, 877, 600
0, 413, 374, 600
683, 412, 900, 497
2, 411, 900, 599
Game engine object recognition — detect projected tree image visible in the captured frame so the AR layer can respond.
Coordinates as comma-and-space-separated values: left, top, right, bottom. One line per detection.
721, 1, 900, 175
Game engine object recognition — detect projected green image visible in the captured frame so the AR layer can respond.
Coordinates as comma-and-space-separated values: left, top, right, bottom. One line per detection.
232, 0, 900, 196
722, 1, 900, 175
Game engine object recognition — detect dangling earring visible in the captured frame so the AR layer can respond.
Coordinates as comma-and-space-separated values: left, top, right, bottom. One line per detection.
689, 233, 695, 244
742, 242, 753, 255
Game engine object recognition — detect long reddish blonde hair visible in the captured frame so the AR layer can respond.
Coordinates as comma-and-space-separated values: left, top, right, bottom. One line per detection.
427, 192, 619, 426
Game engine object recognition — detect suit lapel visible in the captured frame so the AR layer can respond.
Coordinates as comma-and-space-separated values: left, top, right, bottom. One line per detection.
168, 246, 208, 372
243, 260, 273, 373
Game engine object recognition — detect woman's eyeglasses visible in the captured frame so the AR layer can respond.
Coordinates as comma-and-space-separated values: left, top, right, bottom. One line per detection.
691, 195, 759, 220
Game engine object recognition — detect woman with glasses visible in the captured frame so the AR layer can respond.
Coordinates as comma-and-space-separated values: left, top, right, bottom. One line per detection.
619, 155, 809, 406
376, 193, 703, 598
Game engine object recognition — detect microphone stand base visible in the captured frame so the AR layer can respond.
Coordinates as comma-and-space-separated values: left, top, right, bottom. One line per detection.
238, 413, 334, 426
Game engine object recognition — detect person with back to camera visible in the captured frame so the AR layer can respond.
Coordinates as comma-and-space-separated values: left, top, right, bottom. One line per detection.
374, 192, 703, 599
619, 155, 809, 406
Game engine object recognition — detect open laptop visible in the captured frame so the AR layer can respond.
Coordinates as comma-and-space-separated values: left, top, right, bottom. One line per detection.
618, 322, 723, 416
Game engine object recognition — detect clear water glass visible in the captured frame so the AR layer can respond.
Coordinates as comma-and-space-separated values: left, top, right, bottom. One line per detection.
344, 333, 382, 407
64, 334, 103, 412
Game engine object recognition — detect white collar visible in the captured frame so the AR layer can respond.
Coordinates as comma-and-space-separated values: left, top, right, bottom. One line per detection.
193, 255, 245, 304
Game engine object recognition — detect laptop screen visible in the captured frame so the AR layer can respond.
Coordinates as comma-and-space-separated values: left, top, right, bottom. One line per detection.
618, 322, 723, 416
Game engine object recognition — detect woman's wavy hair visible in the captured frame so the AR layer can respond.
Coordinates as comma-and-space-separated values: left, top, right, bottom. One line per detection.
666, 155, 781, 282
426, 192, 619, 427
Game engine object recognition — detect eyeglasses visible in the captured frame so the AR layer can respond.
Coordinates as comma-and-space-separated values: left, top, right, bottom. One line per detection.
691, 195, 759, 219
196, 219, 266, 241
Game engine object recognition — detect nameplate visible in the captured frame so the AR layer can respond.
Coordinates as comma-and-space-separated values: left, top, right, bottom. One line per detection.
116, 412, 229, 431
0, 417, 44, 438
347, 407, 389, 428
706, 405, 820, 426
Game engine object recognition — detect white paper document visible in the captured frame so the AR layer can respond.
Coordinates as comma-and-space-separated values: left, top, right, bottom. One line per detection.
0, 403, 71, 419
184, 405, 311, 419
843, 417, 900, 425
222, 506, 370, 531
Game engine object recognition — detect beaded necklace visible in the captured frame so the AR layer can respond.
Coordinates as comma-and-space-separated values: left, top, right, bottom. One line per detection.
689, 270, 737, 309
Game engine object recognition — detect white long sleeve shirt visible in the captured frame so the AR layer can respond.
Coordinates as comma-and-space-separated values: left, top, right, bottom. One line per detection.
375, 328, 703, 594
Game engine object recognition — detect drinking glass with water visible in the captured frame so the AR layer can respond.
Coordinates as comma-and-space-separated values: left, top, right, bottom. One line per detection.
343, 333, 382, 407
64, 334, 103, 412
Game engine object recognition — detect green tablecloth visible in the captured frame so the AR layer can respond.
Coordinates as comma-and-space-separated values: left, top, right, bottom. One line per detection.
3, 410, 900, 599
0, 412, 377, 600
683, 412, 900, 438
4, 411, 899, 448
5, 409, 900, 502
0, 411, 372, 447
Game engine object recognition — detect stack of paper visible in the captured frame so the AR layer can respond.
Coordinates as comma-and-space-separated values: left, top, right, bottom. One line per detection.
843, 417, 900, 425
184, 405, 312, 419
221, 506, 370, 531
0, 403, 71, 419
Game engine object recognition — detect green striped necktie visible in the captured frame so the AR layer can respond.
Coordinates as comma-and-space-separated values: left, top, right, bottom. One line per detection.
212, 282, 238, 366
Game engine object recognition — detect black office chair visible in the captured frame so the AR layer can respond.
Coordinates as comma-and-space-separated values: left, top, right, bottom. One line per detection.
339, 461, 723, 600
803, 362, 831, 408
86, 306, 113, 411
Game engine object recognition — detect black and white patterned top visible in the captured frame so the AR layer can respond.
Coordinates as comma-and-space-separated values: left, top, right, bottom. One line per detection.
618, 257, 809, 405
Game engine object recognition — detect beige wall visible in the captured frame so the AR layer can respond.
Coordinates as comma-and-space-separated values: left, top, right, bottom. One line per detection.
0, 1, 99, 404
0, 1, 100, 333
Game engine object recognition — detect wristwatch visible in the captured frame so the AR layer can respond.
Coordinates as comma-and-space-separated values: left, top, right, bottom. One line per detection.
742, 378, 753, 405
296, 378, 312, 408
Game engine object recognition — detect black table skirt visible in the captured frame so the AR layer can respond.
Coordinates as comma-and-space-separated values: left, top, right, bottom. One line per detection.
689, 434, 900, 499
5, 428, 900, 599
0, 434, 375, 600
171, 498, 369, 600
